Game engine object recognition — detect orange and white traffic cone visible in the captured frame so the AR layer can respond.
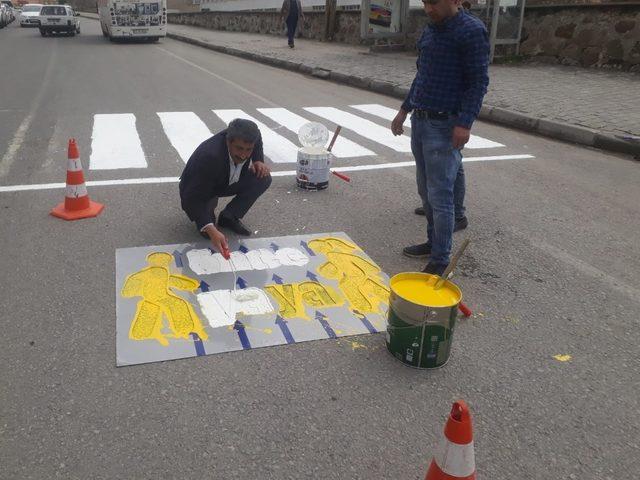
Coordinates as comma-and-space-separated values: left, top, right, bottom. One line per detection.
51, 139, 104, 221
425, 400, 476, 480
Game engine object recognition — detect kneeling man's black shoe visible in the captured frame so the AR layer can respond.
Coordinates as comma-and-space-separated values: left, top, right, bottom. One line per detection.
422, 262, 448, 276
218, 213, 251, 236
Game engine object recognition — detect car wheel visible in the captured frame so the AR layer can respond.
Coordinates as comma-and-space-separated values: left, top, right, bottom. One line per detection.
39, 28, 46, 36
76, 26, 80, 34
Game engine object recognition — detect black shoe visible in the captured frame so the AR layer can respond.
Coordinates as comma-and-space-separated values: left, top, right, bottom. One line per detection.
218, 213, 251, 236
422, 262, 448, 276
414, 206, 425, 215
402, 243, 431, 258
454, 216, 468, 232
288, 42, 294, 48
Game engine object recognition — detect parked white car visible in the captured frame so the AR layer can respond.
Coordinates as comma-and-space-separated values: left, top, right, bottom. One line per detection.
1, 1, 15, 26
19, 3, 42, 27
38, 4, 79, 36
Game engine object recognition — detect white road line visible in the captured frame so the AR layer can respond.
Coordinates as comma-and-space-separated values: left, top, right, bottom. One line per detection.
0, 154, 534, 193
0, 42, 59, 178
90, 114, 147, 170
305, 107, 412, 152
213, 109, 300, 164
350, 104, 505, 150
256, 108, 375, 158
158, 112, 213, 163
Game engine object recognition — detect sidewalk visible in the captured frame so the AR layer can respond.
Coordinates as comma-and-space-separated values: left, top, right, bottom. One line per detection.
166, 23, 640, 157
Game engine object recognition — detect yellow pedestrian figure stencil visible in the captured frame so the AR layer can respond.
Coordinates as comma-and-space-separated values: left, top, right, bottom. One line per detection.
121, 252, 209, 346
308, 237, 390, 315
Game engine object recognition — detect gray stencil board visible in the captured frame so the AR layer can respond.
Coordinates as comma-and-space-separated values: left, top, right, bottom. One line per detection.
115, 232, 390, 366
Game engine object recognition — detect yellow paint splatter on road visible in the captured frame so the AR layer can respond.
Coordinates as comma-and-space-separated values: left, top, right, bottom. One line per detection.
121, 252, 208, 346
553, 354, 572, 362
349, 341, 368, 351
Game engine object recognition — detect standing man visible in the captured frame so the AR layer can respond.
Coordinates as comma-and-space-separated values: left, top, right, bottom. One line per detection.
281, 0, 304, 48
391, 0, 489, 275
179, 119, 272, 255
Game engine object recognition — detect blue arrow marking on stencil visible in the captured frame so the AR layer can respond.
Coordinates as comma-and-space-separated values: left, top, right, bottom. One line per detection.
272, 274, 283, 284
275, 315, 295, 345
315, 311, 337, 339
300, 240, 315, 256
239, 245, 249, 253
270, 242, 280, 251
172, 250, 183, 268
353, 310, 377, 334
191, 332, 206, 356
200, 281, 209, 292
233, 320, 251, 349
306, 270, 318, 282
236, 277, 247, 289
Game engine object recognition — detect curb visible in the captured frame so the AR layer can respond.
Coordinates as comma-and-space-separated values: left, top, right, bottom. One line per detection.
80, 19, 637, 159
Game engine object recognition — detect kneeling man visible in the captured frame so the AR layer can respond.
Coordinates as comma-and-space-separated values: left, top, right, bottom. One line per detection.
179, 118, 272, 254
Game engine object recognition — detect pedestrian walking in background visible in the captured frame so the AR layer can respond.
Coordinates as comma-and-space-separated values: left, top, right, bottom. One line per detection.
281, 0, 304, 48
391, 0, 489, 275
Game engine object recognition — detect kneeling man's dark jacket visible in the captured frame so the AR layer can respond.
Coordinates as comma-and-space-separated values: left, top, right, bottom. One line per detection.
179, 129, 264, 229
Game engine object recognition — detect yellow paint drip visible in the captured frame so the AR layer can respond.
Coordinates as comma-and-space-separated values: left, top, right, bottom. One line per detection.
391, 274, 460, 308
121, 252, 209, 346
309, 237, 390, 315
553, 354, 572, 362
265, 281, 344, 319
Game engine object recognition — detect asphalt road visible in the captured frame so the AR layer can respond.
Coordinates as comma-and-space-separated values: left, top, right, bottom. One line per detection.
1, 19, 639, 480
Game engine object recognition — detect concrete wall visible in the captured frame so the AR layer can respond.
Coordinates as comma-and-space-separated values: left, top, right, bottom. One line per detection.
168, 5, 640, 71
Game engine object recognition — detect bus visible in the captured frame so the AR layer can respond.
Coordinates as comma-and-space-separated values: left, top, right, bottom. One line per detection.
97, 0, 167, 42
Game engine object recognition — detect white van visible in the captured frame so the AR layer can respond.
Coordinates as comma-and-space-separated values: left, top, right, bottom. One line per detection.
98, 0, 167, 42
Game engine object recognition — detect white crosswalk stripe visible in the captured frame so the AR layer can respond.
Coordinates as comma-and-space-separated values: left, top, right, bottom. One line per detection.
213, 109, 300, 164
304, 107, 413, 152
158, 112, 213, 163
90, 114, 147, 170
256, 108, 375, 158
350, 104, 505, 150
81, 105, 516, 171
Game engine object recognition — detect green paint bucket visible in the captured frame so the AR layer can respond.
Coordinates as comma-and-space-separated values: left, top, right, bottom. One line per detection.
386, 272, 462, 369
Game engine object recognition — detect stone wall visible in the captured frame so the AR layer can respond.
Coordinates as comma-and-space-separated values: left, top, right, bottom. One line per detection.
167, 5, 640, 70
520, 5, 640, 71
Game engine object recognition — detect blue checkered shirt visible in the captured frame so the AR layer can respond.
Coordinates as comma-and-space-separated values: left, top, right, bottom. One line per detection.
402, 10, 490, 129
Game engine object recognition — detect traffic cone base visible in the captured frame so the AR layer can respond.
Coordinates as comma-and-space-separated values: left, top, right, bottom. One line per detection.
51, 199, 104, 221
50, 139, 104, 221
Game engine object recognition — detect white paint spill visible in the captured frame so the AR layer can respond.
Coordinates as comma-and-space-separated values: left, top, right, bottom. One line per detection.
257, 107, 375, 158
197, 288, 274, 328
157, 112, 213, 162
89, 114, 147, 170
350, 104, 505, 150
305, 107, 412, 152
213, 109, 299, 163
187, 248, 309, 275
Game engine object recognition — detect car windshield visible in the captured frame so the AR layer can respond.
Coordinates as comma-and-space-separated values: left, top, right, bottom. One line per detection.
22, 5, 41, 11
40, 6, 66, 15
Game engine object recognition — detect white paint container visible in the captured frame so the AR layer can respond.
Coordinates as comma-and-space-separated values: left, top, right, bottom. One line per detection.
296, 147, 332, 190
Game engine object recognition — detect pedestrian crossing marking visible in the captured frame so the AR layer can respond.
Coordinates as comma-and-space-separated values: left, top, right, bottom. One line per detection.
90, 114, 147, 170
158, 112, 213, 163
304, 107, 412, 153
256, 108, 375, 158
213, 109, 300, 164
349, 104, 505, 150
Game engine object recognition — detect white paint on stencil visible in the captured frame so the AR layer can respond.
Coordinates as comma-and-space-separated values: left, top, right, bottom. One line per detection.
187, 248, 309, 275
213, 109, 299, 164
89, 114, 147, 170
305, 107, 412, 153
157, 112, 213, 162
275, 247, 309, 266
256, 108, 375, 158
350, 104, 505, 150
197, 288, 275, 328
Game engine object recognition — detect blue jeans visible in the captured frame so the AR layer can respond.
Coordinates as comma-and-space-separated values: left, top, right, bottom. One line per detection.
286, 15, 298, 44
411, 114, 463, 265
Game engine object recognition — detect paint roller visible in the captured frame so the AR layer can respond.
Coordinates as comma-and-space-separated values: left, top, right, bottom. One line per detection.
327, 126, 351, 184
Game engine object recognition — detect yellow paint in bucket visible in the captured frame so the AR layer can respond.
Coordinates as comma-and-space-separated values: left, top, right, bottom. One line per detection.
386, 273, 462, 369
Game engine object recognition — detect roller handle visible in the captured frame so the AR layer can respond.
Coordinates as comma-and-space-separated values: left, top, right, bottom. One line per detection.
327, 125, 341, 153
434, 238, 470, 290
331, 170, 351, 183
458, 302, 472, 317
